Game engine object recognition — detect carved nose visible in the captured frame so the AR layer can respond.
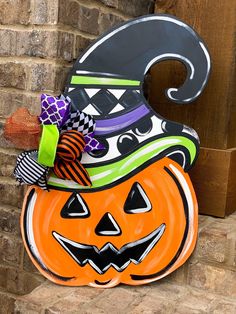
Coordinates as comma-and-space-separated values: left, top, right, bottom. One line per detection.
95, 213, 121, 236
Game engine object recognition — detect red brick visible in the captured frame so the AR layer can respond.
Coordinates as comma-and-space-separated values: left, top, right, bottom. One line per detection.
16, 30, 57, 59
174, 306, 208, 314
0, 233, 23, 266
30, 62, 71, 93
74, 35, 93, 58
131, 294, 174, 314
193, 222, 234, 264
98, 0, 118, 8
79, 5, 99, 35
144, 282, 187, 301
118, 0, 155, 17
30, 0, 58, 25
198, 214, 214, 231
16, 30, 74, 61
59, 0, 99, 35
0, 91, 24, 118
15, 281, 76, 311
46, 288, 103, 313
0, 149, 17, 177
15, 301, 45, 314
58, 0, 76, 26
0, 177, 25, 208
0, 205, 21, 236
99, 0, 155, 15
0, 291, 16, 314
160, 263, 188, 285
0, 0, 30, 25
84, 288, 139, 313
23, 93, 41, 116
0, 265, 44, 295
57, 32, 74, 61
29, 62, 56, 92
0, 29, 17, 56
98, 12, 125, 34
23, 250, 40, 274
187, 262, 236, 298
177, 287, 215, 312
54, 65, 71, 92
58, 0, 81, 27
0, 62, 27, 90
209, 299, 236, 314
0, 122, 14, 149
0, 90, 40, 119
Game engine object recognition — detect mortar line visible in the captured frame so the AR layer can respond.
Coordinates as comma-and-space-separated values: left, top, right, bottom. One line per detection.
0, 24, 100, 39
0, 56, 72, 65
73, 0, 132, 19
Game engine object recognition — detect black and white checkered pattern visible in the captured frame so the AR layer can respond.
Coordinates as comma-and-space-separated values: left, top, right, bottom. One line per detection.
62, 111, 96, 135
66, 87, 141, 118
14, 151, 49, 190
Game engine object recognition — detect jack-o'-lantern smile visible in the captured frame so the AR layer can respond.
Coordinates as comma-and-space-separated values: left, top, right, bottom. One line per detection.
21, 158, 198, 286
52, 223, 165, 274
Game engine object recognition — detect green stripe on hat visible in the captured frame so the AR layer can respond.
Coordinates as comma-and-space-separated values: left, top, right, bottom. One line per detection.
48, 136, 196, 190
70, 76, 140, 86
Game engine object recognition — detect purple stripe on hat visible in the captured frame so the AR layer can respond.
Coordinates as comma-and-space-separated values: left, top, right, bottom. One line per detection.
94, 104, 150, 135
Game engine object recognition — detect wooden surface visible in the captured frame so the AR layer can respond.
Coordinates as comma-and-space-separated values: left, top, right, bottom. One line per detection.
151, 0, 236, 150
190, 148, 236, 217
226, 149, 236, 214
150, 1, 236, 216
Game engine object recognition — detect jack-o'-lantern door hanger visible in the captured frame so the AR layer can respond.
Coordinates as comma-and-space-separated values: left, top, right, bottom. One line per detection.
19, 14, 211, 288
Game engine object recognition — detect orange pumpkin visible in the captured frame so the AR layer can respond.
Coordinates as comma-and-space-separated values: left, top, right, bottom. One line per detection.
21, 157, 197, 288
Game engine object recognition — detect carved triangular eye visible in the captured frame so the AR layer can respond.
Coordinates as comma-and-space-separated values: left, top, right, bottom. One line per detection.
61, 193, 90, 218
124, 182, 152, 214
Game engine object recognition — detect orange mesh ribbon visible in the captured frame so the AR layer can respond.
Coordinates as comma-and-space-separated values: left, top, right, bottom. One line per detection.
4, 107, 41, 150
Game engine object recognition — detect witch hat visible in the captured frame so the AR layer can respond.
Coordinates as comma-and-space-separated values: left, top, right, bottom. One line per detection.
48, 14, 211, 190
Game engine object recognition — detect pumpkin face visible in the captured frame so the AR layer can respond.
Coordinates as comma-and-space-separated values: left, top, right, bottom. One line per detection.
21, 157, 197, 287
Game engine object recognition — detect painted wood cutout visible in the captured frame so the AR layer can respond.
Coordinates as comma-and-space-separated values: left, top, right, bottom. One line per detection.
21, 14, 211, 288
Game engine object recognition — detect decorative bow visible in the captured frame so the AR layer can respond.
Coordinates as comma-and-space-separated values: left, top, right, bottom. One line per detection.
12, 94, 104, 190
54, 130, 92, 186
14, 151, 49, 190
62, 110, 96, 135
39, 94, 71, 128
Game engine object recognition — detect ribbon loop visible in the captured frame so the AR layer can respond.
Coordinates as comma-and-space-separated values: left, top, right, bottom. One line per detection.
62, 111, 96, 135
38, 125, 59, 167
54, 130, 91, 186
39, 94, 71, 128
57, 130, 85, 161
14, 151, 49, 190
84, 133, 105, 152
54, 159, 91, 186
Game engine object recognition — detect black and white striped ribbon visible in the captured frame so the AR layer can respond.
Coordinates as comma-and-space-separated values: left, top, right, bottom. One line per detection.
14, 151, 49, 190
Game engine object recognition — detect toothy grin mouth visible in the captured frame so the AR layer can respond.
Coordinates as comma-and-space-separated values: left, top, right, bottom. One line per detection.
52, 224, 165, 274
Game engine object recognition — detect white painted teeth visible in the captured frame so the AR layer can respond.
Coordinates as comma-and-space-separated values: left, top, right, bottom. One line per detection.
52, 224, 165, 274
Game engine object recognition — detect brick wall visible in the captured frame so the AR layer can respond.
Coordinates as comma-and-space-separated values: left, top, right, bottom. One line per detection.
0, 0, 155, 301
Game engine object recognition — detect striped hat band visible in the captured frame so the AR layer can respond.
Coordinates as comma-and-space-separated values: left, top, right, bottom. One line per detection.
48, 135, 197, 191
